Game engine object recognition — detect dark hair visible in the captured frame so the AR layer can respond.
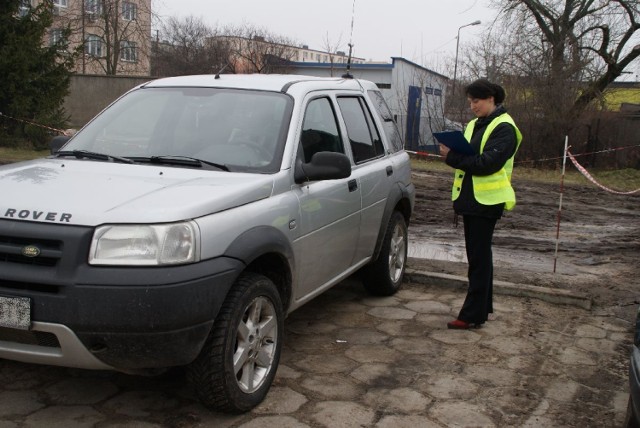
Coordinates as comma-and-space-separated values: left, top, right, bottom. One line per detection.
464, 79, 506, 104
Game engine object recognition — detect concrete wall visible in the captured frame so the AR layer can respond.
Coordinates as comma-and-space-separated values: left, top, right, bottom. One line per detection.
64, 74, 154, 128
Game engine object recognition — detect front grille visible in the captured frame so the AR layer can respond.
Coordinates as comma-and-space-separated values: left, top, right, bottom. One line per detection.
0, 235, 62, 267
0, 327, 61, 348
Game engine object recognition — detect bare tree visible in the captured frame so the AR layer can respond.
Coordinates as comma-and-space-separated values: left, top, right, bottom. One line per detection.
321, 32, 345, 77
491, 0, 640, 119
152, 16, 231, 77
222, 23, 299, 74
60, 0, 152, 75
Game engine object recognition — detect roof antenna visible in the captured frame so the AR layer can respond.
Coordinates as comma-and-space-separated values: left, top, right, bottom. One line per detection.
214, 63, 229, 79
342, 0, 356, 79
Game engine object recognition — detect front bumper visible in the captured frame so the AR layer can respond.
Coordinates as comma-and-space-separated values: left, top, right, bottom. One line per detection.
0, 219, 242, 371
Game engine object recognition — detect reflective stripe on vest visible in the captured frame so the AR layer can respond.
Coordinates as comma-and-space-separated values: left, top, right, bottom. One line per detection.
451, 113, 523, 211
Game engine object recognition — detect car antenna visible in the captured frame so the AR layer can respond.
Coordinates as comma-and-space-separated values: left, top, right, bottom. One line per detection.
342, 0, 356, 79
214, 64, 229, 79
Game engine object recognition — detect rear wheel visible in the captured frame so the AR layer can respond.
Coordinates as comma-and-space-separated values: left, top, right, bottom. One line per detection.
187, 272, 283, 413
362, 210, 408, 296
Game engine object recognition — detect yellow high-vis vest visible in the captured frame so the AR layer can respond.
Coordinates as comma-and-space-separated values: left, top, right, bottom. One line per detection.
451, 113, 523, 210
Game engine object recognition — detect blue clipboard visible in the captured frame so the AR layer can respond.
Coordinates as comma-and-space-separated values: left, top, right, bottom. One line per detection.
433, 131, 476, 155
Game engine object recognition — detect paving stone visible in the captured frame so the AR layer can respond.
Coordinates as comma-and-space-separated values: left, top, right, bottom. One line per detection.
349, 363, 416, 387
99, 422, 162, 428
363, 387, 431, 414
292, 355, 357, 374
0, 422, 19, 428
300, 375, 363, 400
413, 373, 478, 400
330, 328, 389, 345
413, 314, 451, 330
545, 378, 581, 402
286, 320, 338, 335
375, 415, 440, 427
253, 387, 307, 414
345, 345, 399, 364
360, 295, 401, 307
329, 311, 376, 328
430, 329, 482, 344
102, 390, 180, 417
377, 318, 438, 336
463, 365, 519, 388
275, 364, 302, 379
367, 307, 416, 320
395, 289, 435, 301
404, 300, 451, 314
430, 401, 496, 427
43, 378, 119, 405
590, 316, 630, 333
389, 337, 440, 356
310, 401, 376, 428
553, 347, 597, 366
575, 324, 608, 338
575, 337, 618, 354
0, 391, 45, 416
238, 416, 310, 428
23, 406, 105, 428
482, 336, 539, 355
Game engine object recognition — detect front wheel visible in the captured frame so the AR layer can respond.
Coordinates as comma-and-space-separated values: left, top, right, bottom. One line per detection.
187, 272, 283, 413
361, 210, 408, 296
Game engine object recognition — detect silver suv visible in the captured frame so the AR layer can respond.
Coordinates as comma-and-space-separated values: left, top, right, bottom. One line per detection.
0, 74, 415, 412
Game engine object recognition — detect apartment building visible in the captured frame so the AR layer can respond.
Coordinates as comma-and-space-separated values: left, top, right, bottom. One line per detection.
24, 0, 151, 76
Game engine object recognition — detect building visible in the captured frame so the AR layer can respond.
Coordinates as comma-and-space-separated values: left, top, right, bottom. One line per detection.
213, 35, 365, 75
25, 0, 151, 76
288, 57, 450, 152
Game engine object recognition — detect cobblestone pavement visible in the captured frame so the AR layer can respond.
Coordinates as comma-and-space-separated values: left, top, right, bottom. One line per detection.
0, 277, 631, 428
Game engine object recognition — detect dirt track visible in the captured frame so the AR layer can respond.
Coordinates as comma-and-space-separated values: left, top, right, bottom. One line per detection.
408, 169, 640, 321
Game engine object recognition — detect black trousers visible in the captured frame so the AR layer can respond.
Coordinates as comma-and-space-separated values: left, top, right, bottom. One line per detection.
457, 215, 498, 324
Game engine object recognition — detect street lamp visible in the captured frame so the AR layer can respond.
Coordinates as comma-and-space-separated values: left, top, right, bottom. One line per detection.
452, 20, 481, 100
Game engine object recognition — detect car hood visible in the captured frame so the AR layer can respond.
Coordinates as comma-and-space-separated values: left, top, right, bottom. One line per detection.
0, 159, 275, 226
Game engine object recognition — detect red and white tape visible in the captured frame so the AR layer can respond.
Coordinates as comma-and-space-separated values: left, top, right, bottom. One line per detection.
567, 151, 640, 195
0, 112, 67, 135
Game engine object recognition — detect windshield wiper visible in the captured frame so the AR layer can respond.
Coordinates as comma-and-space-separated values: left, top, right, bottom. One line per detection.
145, 155, 229, 171
55, 150, 135, 164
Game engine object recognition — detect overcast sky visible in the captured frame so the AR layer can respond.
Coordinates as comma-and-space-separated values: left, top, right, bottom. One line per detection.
154, 0, 497, 73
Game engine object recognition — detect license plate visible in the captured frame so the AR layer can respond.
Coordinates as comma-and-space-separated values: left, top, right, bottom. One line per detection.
0, 296, 31, 330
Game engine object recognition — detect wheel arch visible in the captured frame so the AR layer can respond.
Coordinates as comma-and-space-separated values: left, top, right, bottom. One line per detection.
223, 226, 294, 312
371, 182, 414, 262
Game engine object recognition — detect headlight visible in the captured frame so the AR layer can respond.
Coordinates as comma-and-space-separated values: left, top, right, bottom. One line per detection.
89, 222, 200, 266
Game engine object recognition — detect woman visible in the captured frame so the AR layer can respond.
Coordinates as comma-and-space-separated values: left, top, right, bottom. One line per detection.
439, 79, 523, 329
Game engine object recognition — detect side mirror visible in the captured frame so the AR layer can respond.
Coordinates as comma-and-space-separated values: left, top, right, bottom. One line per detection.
294, 152, 351, 184
49, 135, 71, 155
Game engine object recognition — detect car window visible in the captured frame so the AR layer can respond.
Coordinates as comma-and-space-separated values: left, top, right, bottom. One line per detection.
368, 90, 403, 153
337, 96, 385, 164
300, 97, 344, 163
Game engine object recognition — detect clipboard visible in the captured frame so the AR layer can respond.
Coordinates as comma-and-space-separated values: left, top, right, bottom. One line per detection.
433, 131, 476, 155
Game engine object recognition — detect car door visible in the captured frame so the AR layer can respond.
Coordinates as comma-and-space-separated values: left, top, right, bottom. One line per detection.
336, 95, 394, 264
292, 95, 361, 301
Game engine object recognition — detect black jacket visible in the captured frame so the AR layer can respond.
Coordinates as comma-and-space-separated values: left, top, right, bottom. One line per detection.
445, 105, 518, 218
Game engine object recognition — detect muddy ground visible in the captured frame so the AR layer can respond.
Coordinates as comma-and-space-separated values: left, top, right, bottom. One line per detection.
408, 168, 640, 321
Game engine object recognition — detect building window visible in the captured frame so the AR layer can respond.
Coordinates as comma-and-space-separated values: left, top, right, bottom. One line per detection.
376, 83, 391, 89
85, 34, 103, 57
85, 0, 103, 16
19, 0, 31, 16
120, 41, 137, 62
122, 1, 137, 21
424, 87, 434, 95
434, 89, 442, 96
50, 28, 64, 46
53, 0, 68, 6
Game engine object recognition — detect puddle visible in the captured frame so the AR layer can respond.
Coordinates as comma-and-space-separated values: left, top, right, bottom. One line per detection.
408, 241, 466, 262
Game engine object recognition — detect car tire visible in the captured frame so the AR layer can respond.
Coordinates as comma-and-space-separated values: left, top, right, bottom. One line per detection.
361, 210, 408, 296
187, 272, 283, 413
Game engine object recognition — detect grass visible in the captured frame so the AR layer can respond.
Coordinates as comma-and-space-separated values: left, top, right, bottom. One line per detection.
411, 156, 640, 192
0, 147, 49, 163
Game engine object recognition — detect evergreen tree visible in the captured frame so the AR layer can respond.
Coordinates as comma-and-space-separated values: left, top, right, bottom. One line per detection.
0, 0, 77, 148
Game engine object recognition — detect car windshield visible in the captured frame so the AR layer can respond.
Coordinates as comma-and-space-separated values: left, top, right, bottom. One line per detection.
64, 87, 294, 173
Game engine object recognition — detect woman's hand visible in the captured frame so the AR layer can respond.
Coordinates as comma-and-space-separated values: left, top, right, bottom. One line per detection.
439, 144, 450, 157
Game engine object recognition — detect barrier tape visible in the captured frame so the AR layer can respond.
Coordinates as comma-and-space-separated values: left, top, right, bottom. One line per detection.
567, 151, 640, 195
0, 112, 67, 135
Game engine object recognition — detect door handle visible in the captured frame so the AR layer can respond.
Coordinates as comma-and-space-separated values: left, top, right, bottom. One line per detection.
386, 166, 393, 176
348, 179, 358, 192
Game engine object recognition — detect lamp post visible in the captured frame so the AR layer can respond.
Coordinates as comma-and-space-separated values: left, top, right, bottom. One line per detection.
452, 20, 481, 101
